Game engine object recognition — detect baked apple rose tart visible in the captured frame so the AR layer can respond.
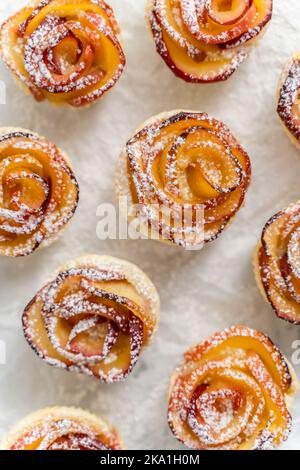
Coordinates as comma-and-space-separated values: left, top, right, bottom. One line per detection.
168, 325, 298, 450
254, 201, 300, 325
116, 111, 251, 248
1, 407, 124, 450
0, 0, 125, 107
23, 255, 160, 383
148, 0, 273, 83
277, 53, 300, 147
0, 127, 79, 257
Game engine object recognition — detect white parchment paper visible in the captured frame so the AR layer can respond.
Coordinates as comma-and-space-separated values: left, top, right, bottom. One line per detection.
0, 0, 300, 450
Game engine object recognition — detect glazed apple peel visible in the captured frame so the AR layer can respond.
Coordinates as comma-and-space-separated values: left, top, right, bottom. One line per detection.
168, 325, 297, 450
0, 0, 125, 107
148, 0, 272, 82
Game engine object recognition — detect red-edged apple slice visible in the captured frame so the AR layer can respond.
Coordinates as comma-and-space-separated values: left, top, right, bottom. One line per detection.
207, 0, 252, 26
259, 248, 300, 325
277, 227, 300, 303
67, 317, 119, 359
150, 9, 248, 83
50, 34, 83, 75
46, 435, 109, 451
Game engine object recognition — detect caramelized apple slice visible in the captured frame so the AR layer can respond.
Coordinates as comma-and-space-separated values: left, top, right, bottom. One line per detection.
277, 56, 300, 145
0, 0, 126, 107
149, 0, 272, 82
67, 318, 119, 359
118, 111, 251, 248
0, 128, 79, 257
22, 255, 160, 383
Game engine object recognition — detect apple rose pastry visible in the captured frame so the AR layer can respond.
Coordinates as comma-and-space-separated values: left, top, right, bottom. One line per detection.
168, 325, 298, 450
23, 255, 160, 383
147, 0, 272, 83
1, 407, 124, 450
0, 127, 79, 257
254, 201, 300, 324
0, 0, 125, 107
277, 53, 300, 148
116, 111, 251, 248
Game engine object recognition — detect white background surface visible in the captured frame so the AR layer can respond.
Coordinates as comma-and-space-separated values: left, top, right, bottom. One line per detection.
0, 0, 300, 450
